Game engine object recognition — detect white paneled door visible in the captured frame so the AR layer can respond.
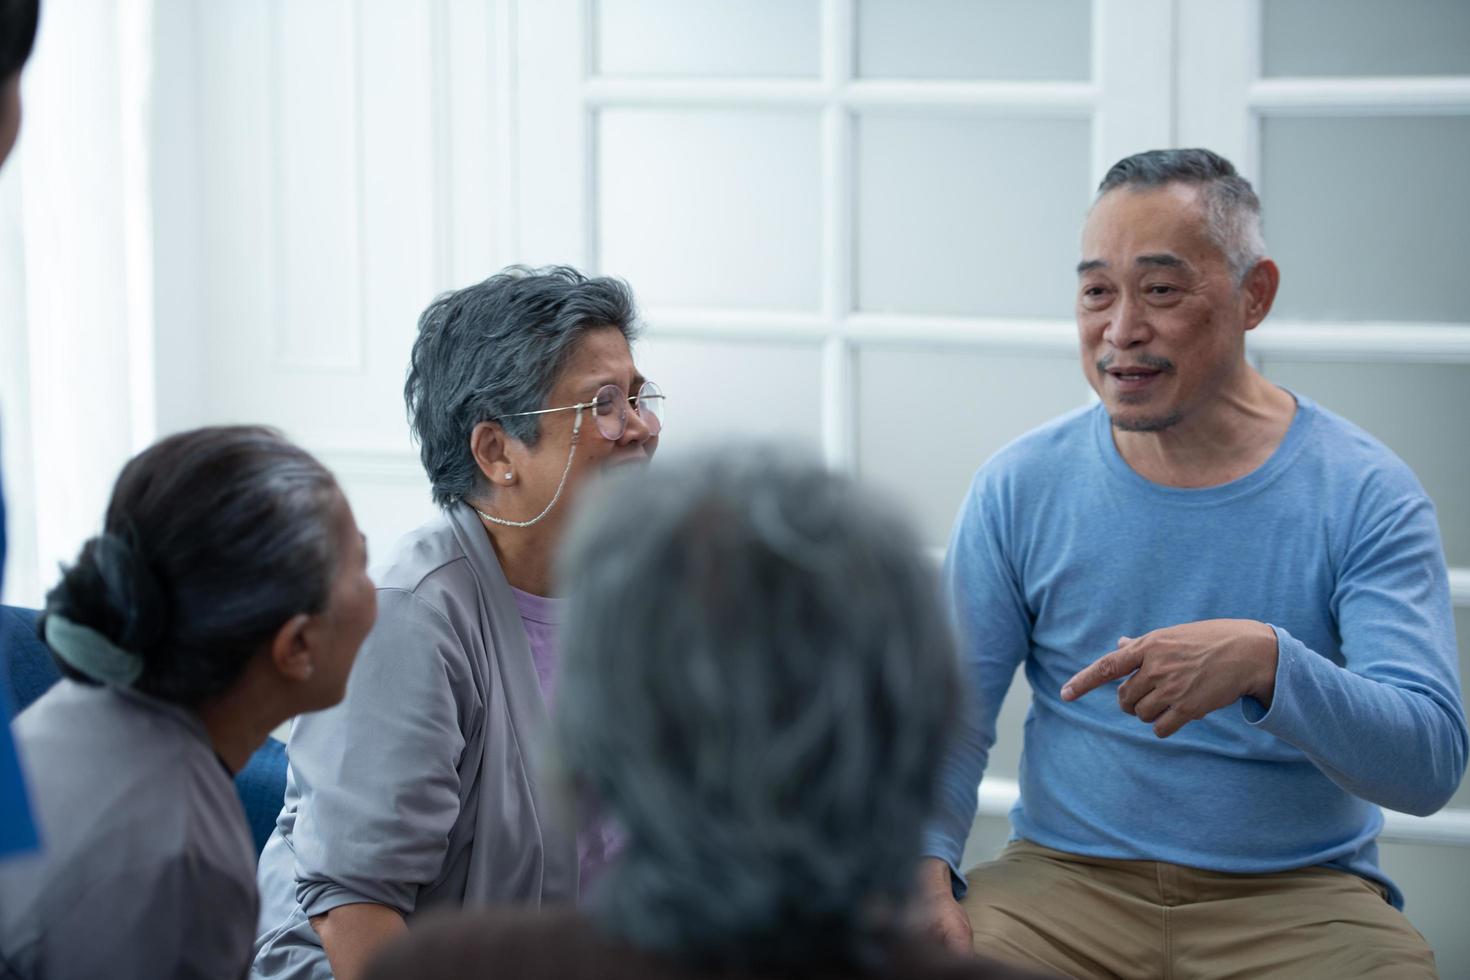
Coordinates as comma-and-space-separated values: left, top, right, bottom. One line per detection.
155, 0, 511, 560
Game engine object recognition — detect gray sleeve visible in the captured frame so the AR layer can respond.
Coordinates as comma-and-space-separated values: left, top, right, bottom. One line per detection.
287, 587, 472, 917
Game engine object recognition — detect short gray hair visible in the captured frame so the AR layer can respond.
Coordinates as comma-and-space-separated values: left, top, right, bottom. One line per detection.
554, 448, 959, 971
1096, 148, 1267, 282
404, 265, 639, 507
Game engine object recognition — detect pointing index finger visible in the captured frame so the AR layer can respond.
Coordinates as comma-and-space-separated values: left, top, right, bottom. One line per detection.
1061, 644, 1145, 701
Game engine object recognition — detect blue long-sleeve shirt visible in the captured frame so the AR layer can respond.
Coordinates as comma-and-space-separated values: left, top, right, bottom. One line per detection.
923, 394, 1467, 908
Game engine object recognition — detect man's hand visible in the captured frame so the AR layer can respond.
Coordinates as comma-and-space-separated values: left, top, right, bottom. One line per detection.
911, 856, 973, 955
1060, 619, 1279, 738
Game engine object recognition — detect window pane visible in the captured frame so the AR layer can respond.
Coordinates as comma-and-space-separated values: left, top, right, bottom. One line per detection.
1263, 0, 1470, 78
857, 0, 1091, 81
595, 0, 820, 78
1261, 115, 1470, 324
1258, 359, 1470, 567
855, 346, 1087, 548
856, 114, 1091, 318
598, 109, 821, 311
632, 334, 823, 456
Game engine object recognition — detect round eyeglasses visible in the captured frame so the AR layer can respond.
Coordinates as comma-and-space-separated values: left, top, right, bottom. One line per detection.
495, 380, 666, 442
476, 381, 666, 529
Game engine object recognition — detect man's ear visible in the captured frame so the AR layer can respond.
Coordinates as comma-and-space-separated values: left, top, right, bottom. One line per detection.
470, 421, 517, 487
269, 613, 315, 682
1241, 258, 1280, 332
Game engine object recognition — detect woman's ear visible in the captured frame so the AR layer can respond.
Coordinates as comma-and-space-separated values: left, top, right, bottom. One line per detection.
269, 613, 316, 683
470, 421, 517, 487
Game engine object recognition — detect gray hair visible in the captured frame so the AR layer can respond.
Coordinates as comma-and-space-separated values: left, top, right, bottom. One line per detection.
404, 265, 639, 507
554, 448, 959, 971
1096, 148, 1267, 282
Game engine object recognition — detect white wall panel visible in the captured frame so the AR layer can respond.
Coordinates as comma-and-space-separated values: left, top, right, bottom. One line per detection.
596, 0, 820, 78
1260, 114, 1470, 325
272, 0, 364, 372
1263, 0, 1470, 78
857, 0, 1091, 81
854, 345, 1087, 548
150, 0, 205, 437
318, 450, 439, 577
5, 0, 154, 604
632, 334, 824, 460
598, 108, 822, 311
357, 0, 438, 449
855, 114, 1091, 319
516, 0, 587, 267
185, 0, 465, 562
195, 0, 440, 458
198, 1, 274, 423
443, 0, 503, 285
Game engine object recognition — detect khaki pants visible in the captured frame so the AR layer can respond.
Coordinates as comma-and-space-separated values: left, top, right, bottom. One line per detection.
963, 840, 1436, 980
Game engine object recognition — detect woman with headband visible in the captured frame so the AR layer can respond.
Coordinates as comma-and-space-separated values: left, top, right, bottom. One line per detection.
0, 426, 376, 979
252, 266, 664, 980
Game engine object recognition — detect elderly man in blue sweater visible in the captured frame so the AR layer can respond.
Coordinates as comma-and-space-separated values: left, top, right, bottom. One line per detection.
915, 148, 1466, 979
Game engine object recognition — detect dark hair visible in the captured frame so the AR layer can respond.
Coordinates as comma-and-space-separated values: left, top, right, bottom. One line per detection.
1096, 148, 1266, 281
555, 448, 959, 972
0, 0, 39, 82
43, 426, 343, 705
404, 265, 639, 507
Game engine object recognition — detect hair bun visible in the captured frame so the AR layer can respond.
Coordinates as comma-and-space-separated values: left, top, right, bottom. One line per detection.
51, 530, 172, 657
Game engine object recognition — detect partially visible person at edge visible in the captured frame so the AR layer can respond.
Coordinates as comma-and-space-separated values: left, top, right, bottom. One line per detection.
363, 450, 1053, 980
252, 266, 665, 980
0, 426, 376, 978
0, 0, 41, 862
913, 148, 1467, 979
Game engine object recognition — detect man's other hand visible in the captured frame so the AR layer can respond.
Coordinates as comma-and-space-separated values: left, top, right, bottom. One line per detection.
912, 856, 974, 955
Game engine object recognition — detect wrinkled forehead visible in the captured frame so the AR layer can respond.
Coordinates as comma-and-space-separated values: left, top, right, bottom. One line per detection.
1079, 183, 1222, 268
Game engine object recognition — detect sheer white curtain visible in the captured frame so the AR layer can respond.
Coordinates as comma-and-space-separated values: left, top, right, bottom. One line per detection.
0, 0, 155, 607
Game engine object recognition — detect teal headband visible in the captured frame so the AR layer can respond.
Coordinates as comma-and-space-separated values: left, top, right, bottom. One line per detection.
43, 614, 145, 687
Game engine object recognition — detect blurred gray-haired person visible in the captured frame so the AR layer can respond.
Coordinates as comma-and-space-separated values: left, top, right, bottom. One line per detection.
364, 449, 1049, 980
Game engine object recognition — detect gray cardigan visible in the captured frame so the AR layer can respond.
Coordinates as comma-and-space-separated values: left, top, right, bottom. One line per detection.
252, 503, 578, 979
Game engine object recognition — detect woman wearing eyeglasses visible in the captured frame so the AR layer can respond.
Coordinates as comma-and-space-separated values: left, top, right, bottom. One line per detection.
251, 266, 665, 980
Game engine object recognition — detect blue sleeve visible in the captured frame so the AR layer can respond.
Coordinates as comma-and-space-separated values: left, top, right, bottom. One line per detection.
1, 685, 40, 857
1244, 495, 1468, 816
1, 453, 41, 858
921, 472, 1031, 891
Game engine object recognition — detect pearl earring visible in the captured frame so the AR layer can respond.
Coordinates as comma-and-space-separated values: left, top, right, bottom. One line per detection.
505, 473, 513, 481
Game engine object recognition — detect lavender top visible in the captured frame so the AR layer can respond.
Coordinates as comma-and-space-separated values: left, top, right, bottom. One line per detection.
510, 587, 623, 892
